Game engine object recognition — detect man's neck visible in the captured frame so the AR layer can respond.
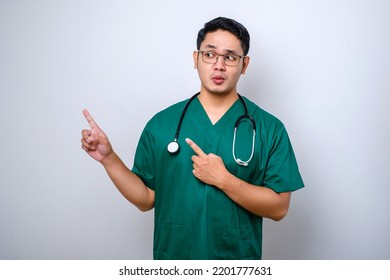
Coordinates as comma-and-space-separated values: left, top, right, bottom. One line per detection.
198, 90, 239, 124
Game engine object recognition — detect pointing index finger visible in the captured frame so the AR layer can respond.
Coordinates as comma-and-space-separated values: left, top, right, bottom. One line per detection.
185, 138, 207, 158
82, 109, 100, 130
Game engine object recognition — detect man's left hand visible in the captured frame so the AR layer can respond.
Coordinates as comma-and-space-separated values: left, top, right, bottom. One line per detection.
185, 138, 229, 188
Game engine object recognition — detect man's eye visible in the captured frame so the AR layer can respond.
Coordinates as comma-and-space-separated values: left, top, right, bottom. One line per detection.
225, 55, 238, 61
205, 52, 216, 58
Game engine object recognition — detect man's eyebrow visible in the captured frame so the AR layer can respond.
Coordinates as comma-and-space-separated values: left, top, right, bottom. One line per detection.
204, 45, 239, 54
204, 44, 217, 49
224, 49, 238, 54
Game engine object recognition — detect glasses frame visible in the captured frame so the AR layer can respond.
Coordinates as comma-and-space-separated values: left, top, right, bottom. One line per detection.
198, 50, 245, 66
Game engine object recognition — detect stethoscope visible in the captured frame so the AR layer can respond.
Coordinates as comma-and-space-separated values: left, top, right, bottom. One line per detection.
167, 92, 256, 166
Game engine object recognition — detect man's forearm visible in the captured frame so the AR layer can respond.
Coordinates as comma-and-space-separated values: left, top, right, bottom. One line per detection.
218, 173, 291, 221
102, 152, 155, 212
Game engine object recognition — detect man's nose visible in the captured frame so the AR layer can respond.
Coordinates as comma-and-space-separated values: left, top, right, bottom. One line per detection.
214, 55, 226, 71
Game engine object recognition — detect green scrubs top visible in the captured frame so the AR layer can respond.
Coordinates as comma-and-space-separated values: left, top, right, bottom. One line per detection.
132, 96, 304, 260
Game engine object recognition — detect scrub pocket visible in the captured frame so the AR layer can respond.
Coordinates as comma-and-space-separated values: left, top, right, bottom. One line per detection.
214, 226, 261, 259
154, 223, 189, 260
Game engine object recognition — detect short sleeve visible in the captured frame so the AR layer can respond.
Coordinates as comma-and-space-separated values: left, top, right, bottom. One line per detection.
263, 124, 304, 193
131, 123, 156, 190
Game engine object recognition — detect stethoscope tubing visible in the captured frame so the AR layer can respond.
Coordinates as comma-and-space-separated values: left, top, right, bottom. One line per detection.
167, 92, 256, 166
173, 92, 200, 143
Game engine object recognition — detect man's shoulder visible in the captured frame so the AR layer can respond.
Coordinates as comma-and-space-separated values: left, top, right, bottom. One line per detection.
243, 96, 283, 126
154, 99, 187, 117
146, 98, 188, 128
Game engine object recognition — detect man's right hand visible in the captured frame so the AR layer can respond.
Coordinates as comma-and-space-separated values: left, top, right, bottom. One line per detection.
81, 109, 155, 211
81, 109, 113, 163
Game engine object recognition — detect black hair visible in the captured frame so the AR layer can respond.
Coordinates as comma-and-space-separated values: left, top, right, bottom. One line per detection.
196, 17, 250, 56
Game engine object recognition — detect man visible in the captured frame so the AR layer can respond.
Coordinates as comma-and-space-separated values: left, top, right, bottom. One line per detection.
81, 17, 304, 259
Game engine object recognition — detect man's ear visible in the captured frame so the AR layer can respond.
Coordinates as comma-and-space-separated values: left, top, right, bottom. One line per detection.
241, 56, 250, 74
193, 50, 199, 69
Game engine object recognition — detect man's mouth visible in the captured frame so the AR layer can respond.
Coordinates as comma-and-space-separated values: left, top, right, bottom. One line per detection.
212, 75, 225, 85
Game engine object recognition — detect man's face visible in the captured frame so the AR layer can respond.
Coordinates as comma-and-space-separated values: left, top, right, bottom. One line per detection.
193, 29, 250, 96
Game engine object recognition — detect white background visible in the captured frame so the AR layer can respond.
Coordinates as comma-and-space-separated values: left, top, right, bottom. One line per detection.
0, 0, 389, 259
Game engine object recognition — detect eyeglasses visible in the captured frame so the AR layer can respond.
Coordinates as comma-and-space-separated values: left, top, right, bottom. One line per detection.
198, 50, 245, 66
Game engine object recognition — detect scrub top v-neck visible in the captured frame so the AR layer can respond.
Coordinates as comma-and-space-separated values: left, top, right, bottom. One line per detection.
132, 95, 304, 260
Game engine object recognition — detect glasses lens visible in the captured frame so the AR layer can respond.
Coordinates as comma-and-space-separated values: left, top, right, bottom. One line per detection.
224, 54, 240, 66
201, 51, 216, 64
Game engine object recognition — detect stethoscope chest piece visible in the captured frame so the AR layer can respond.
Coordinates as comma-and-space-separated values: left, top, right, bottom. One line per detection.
167, 140, 180, 154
